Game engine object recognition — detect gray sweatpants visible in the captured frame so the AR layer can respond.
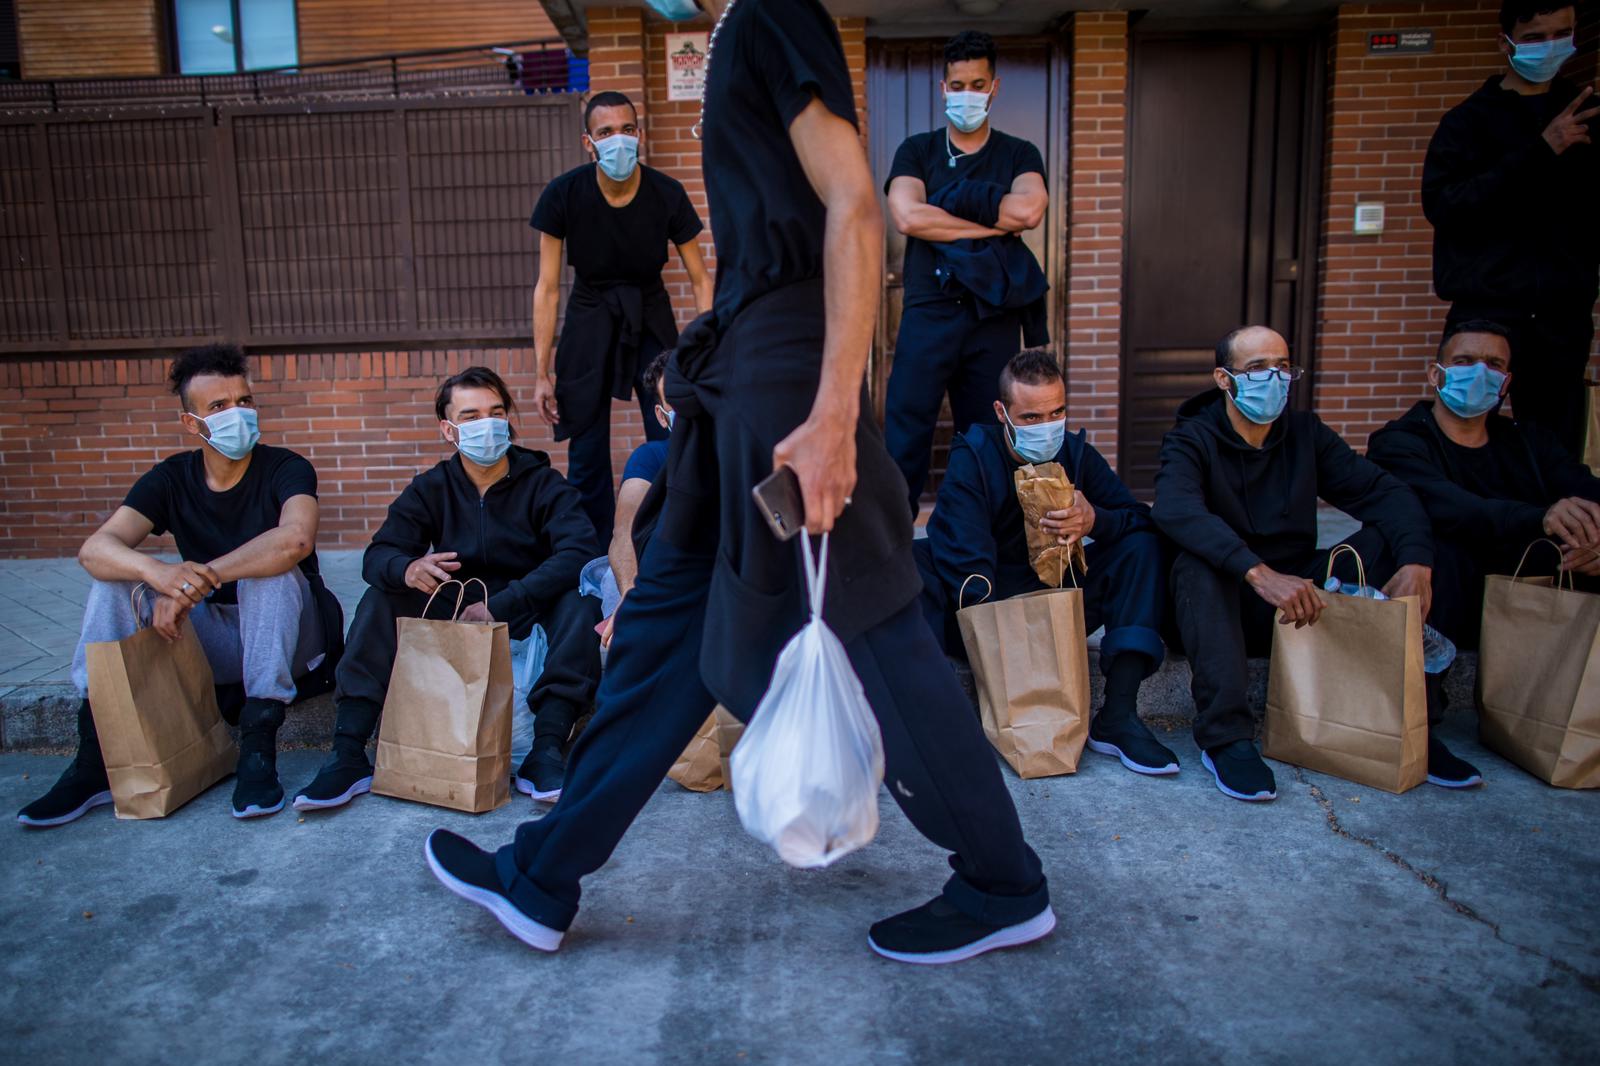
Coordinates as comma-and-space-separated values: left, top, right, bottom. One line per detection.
70, 571, 324, 704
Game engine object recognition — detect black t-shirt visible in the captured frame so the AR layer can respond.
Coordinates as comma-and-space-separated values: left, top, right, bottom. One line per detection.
123, 444, 320, 604
700, 0, 857, 324
886, 129, 1046, 305
1438, 433, 1546, 507
529, 163, 703, 286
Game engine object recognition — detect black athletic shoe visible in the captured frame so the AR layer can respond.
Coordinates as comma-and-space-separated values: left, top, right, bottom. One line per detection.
1087, 712, 1180, 776
424, 829, 564, 952
514, 736, 565, 803
867, 896, 1056, 965
1201, 740, 1277, 802
231, 751, 285, 819
1427, 735, 1483, 789
292, 745, 374, 811
17, 761, 113, 828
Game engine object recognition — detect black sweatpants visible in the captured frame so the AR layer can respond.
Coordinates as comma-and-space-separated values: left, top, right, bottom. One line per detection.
1447, 302, 1596, 458
334, 584, 601, 740
566, 362, 670, 548
1169, 526, 1396, 751
492, 534, 1048, 933
1429, 535, 1597, 653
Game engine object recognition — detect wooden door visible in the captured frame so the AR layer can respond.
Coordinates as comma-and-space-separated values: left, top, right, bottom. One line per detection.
1119, 32, 1326, 494
867, 37, 1067, 487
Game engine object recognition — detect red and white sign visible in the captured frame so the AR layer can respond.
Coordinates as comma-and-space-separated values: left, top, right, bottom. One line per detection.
666, 32, 709, 102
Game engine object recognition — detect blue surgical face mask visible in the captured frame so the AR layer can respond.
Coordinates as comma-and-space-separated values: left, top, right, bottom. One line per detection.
592, 133, 639, 182
644, 0, 701, 21
1003, 408, 1066, 464
1505, 34, 1576, 83
199, 406, 259, 461
1436, 362, 1507, 418
944, 89, 992, 134
453, 417, 511, 467
1224, 370, 1291, 425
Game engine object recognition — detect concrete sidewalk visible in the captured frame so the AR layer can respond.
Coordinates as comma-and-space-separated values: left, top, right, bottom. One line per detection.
3, 719, 1597, 1064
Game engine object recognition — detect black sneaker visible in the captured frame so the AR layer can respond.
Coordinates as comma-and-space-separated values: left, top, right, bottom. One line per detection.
293, 744, 374, 811
1427, 735, 1483, 789
514, 736, 565, 803
232, 751, 285, 819
1201, 740, 1277, 802
17, 762, 113, 828
1087, 712, 1180, 776
868, 896, 1056, 965
424, 829, 563, 952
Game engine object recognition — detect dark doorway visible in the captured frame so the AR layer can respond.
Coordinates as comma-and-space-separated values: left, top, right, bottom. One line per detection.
867, 36, 1067, 493
1120, 31, 1326, 494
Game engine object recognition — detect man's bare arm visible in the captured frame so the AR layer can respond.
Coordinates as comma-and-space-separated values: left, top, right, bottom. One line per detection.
995, 172, 1047, 233
531, 231, 564, 424
677, 240, 715, 315
206, 494, 318, 583
609, 478, 652, 597
887, 176, 1005, 242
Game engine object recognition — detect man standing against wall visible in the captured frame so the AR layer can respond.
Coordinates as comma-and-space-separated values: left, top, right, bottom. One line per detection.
1422, 0, 1599, 456
531, 90, 714, 544
884, 31, 1050, 514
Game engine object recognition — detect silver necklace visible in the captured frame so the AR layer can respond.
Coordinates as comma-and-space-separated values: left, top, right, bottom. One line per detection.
691, 0, 742, 141
945, 126, 991, 168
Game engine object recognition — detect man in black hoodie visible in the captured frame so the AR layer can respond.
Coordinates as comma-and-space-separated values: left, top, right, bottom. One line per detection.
1422, 0, 1599, 457
1153, 326, 1450, 803
294, 366, 601, 810
1369, 320, 1600, 709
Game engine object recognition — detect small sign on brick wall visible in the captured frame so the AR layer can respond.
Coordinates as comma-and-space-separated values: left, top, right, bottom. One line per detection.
666, 32, 709, 101
1367, 30, 1435, 55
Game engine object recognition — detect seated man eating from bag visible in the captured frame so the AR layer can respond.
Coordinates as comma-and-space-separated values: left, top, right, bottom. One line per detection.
294, 366, 601, 811
599, 351, 674, 650
1152, 325, 1455, 803
916, 347, 1174, 776
18, 344, 336, 827
1368, 320, 1600, 715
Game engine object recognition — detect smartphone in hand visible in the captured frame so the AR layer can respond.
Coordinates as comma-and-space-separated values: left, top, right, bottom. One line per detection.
752, 465, 805, 542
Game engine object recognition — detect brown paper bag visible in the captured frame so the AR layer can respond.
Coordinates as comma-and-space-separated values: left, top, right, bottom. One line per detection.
372, 579, 513, 813
1263, 546, 1427, 793
714, 706, 745, 795
669, 712, 725, 792
1478, 542, 1600, 789
85, 586, 236, 819
1014, 462, 1087, 587
1584, 383, 1600, 477
956, 577, 1091, 778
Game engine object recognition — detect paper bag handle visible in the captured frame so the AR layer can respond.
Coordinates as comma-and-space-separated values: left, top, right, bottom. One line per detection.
1511, 538, 1576, 592
1056, 553, 1081, 590
1324, 543, 1367, 592
421, 577, 491, 621
958, 574, 993, 609
130, 582, 154, 628
799, 533, 830, 618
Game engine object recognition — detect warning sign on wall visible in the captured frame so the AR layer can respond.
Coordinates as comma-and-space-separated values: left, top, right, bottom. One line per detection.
1367, 30, 1435, 55
666, 33, 710, 102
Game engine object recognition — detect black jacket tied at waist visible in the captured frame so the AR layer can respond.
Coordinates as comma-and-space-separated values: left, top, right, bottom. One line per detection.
927, 179, 1050, 347
553, 278, 679, 441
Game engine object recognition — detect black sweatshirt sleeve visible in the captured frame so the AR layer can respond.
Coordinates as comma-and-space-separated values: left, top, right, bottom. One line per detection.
1077, 439, 1152, 543
1525, 419, 1600, 504
486, 472, 598, 622
1367, 427, 1546, 544
1152, 428, 1263, 580
362, 476, 438, 593
926, 441, 1001, 606
1421, 107, 1556, 228
1314, 423, 1435, 568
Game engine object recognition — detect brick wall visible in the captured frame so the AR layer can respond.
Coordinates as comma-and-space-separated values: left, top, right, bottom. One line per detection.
16, 0, 164, 78
1317, 0, 1600, 448
1064, 11, 1129, 467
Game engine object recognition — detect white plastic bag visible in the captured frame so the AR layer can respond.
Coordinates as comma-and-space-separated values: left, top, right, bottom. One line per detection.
730, 534, 885, 868
508, 625, 549, 765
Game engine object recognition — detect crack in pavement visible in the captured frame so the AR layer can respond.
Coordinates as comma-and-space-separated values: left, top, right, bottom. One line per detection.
1291, 767, 1600, 997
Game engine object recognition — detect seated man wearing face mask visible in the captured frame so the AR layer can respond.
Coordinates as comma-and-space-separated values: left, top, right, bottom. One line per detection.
18, 344, 337, 827
916, 348, 1175, 776
599, 351, 674, 650
529, 90, 713, 546
1153, 326, 1447, 804
294, 367, 602, 810
1369, 320, 1600, 733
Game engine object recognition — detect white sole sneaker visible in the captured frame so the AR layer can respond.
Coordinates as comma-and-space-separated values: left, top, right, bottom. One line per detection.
868, 906, 1057, 966
1200, 751, 1276, 802
292, 776, 373, 811
424, 834, 564, 952
514, 777, 562, 803
1086, 738, 1180, 776
231, 796, 285, 820
16, 789, 114, 828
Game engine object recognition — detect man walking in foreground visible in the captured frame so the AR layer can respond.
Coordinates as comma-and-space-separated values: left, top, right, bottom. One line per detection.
424, 0, 1054, 965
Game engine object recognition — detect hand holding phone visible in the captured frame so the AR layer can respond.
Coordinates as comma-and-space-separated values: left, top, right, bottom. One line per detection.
753, 466, 805, 542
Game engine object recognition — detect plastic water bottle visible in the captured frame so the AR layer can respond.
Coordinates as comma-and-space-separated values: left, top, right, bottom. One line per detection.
1324, 577, 1456, 674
